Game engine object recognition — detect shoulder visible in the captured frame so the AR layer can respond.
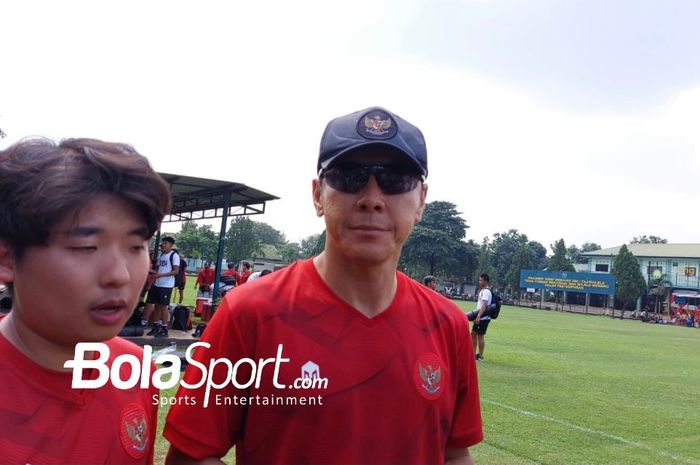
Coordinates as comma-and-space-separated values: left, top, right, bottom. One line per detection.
217, 261, 308, 315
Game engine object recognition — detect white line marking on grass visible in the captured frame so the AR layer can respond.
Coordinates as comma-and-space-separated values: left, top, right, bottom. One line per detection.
483, 399, 700, 465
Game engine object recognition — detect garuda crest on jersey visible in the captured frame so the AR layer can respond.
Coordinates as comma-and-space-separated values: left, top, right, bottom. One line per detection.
120, 403, 149, 459
419, 363, 442, 394
413, 353, 445, 400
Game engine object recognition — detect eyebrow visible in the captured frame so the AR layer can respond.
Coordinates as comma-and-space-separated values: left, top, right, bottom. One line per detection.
61, 226, 150, 238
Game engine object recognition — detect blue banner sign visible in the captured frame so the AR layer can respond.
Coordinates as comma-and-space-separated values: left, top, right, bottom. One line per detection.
519, 269, 616, 295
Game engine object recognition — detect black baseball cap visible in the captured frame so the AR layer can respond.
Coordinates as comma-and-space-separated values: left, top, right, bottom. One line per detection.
318, 107, 428, 177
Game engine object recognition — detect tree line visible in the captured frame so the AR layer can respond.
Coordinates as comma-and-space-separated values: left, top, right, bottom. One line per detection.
164, 202, 663, 314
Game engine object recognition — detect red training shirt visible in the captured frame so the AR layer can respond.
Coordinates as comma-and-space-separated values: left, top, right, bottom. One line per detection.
0, 332, 158, 464
196, 268, 215, 286
164, 259, 483, 464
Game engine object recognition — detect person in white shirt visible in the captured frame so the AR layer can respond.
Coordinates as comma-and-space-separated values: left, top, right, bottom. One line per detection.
142, 235, 180, 337
471, 273, 492, 362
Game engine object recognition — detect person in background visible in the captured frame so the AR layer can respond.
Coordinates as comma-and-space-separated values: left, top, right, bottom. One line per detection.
142, 236, 179, 338
174, 253, 187, 304
236, 261, 252, 285
423, 275, 438, 291
194, 260, 215, 297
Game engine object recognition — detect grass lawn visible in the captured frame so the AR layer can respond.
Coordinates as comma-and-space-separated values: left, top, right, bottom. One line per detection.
151, 304, 700, 465
455, 303, 700, 465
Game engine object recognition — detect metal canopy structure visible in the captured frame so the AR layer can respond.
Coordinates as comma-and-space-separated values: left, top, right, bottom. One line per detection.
158, 173, 279, 223
155, 172, 279, 307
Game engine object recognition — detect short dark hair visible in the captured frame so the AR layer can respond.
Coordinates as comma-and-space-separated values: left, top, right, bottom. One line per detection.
480, 273, 490, 283
227, 262, 234, 269
423, 275, 437, 286
161, 236, 175, 244
260, 269, 271, 277
0, 137, 171, 261
242, 261, 251, 270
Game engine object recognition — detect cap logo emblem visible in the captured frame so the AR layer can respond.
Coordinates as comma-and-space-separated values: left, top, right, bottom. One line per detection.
357, 109, 398, 140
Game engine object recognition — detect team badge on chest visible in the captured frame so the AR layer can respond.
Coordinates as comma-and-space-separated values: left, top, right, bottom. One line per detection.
119, 403, 149, 459
414, 353, 445, 400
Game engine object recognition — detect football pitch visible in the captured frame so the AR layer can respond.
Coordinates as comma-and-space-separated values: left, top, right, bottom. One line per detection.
456, 303, 700, 465
153, 305, 700, 464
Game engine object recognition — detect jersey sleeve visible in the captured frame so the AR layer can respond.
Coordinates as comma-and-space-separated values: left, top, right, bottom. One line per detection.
163, 297, 250, 459
172, 253, 180, 268
446, 329, 484, 449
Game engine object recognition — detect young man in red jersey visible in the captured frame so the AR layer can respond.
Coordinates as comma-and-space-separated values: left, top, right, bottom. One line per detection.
164, 107, 483, 465
0, 138, 171, 464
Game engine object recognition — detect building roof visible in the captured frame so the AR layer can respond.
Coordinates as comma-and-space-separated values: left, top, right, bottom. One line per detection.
582, 243, 700, 259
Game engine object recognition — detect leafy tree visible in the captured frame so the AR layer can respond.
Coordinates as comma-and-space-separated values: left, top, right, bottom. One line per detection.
581, 242, 601, 253
548, 239, 575, 273
257, 243, 282, 260
648, 273, 671, 315
473, 237, 498, 287
630, 235, 667, 244
400, 201, 477, 281
419, 201, 467, 240
299, 231, 325, 258
225, 217, 261, 264
491, 229, 529, 281
173, 220, 218, 260
527, 241, 549, 270
251, 221, 287, 249
566, 245, 581, 265
279, 242, 302, 263
575, 242, 602, 264
505, 245, 532, 298
548, 239, 575, 309
612, 245, 647, 319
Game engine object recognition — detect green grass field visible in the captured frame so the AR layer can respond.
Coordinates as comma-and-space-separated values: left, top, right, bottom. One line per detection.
152, 304, 700, 465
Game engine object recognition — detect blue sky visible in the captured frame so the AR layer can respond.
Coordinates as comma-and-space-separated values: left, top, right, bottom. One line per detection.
1, 0, 698, 251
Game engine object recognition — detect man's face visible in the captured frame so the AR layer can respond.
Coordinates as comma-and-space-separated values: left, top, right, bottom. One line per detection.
479, 277, 487, 289
428, 280, 438, 290
204, 262, 211, 269
1, 193, 150, 348
312, 147, 427, 265
160, 240, 173, 253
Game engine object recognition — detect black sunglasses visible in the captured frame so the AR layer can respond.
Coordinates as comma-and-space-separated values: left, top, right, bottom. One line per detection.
320, 164, 423, 195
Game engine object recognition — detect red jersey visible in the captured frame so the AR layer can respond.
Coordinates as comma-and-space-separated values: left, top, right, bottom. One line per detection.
222, 269, 238, 278
0, 333, 158, 464
196, 268, 215, 286
164, 259, 482, 464
237, 270, 252, 285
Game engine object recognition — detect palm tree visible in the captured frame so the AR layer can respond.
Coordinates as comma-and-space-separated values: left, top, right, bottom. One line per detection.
648, 273, 671, 315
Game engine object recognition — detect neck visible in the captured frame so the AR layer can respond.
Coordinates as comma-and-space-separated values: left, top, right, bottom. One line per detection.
313, 250, 399, 318
0, 312, 80, 371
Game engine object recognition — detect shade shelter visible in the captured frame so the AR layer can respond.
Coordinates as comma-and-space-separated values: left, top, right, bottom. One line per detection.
155, 172, 279, 306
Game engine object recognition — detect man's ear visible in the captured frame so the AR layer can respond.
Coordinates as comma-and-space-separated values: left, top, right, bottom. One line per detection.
312, 178, 324, 217
0, 241, 16, 284
415, 183, 428, 224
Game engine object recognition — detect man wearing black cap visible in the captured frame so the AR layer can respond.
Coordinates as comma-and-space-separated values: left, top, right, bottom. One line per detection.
165, 107, 483, 465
